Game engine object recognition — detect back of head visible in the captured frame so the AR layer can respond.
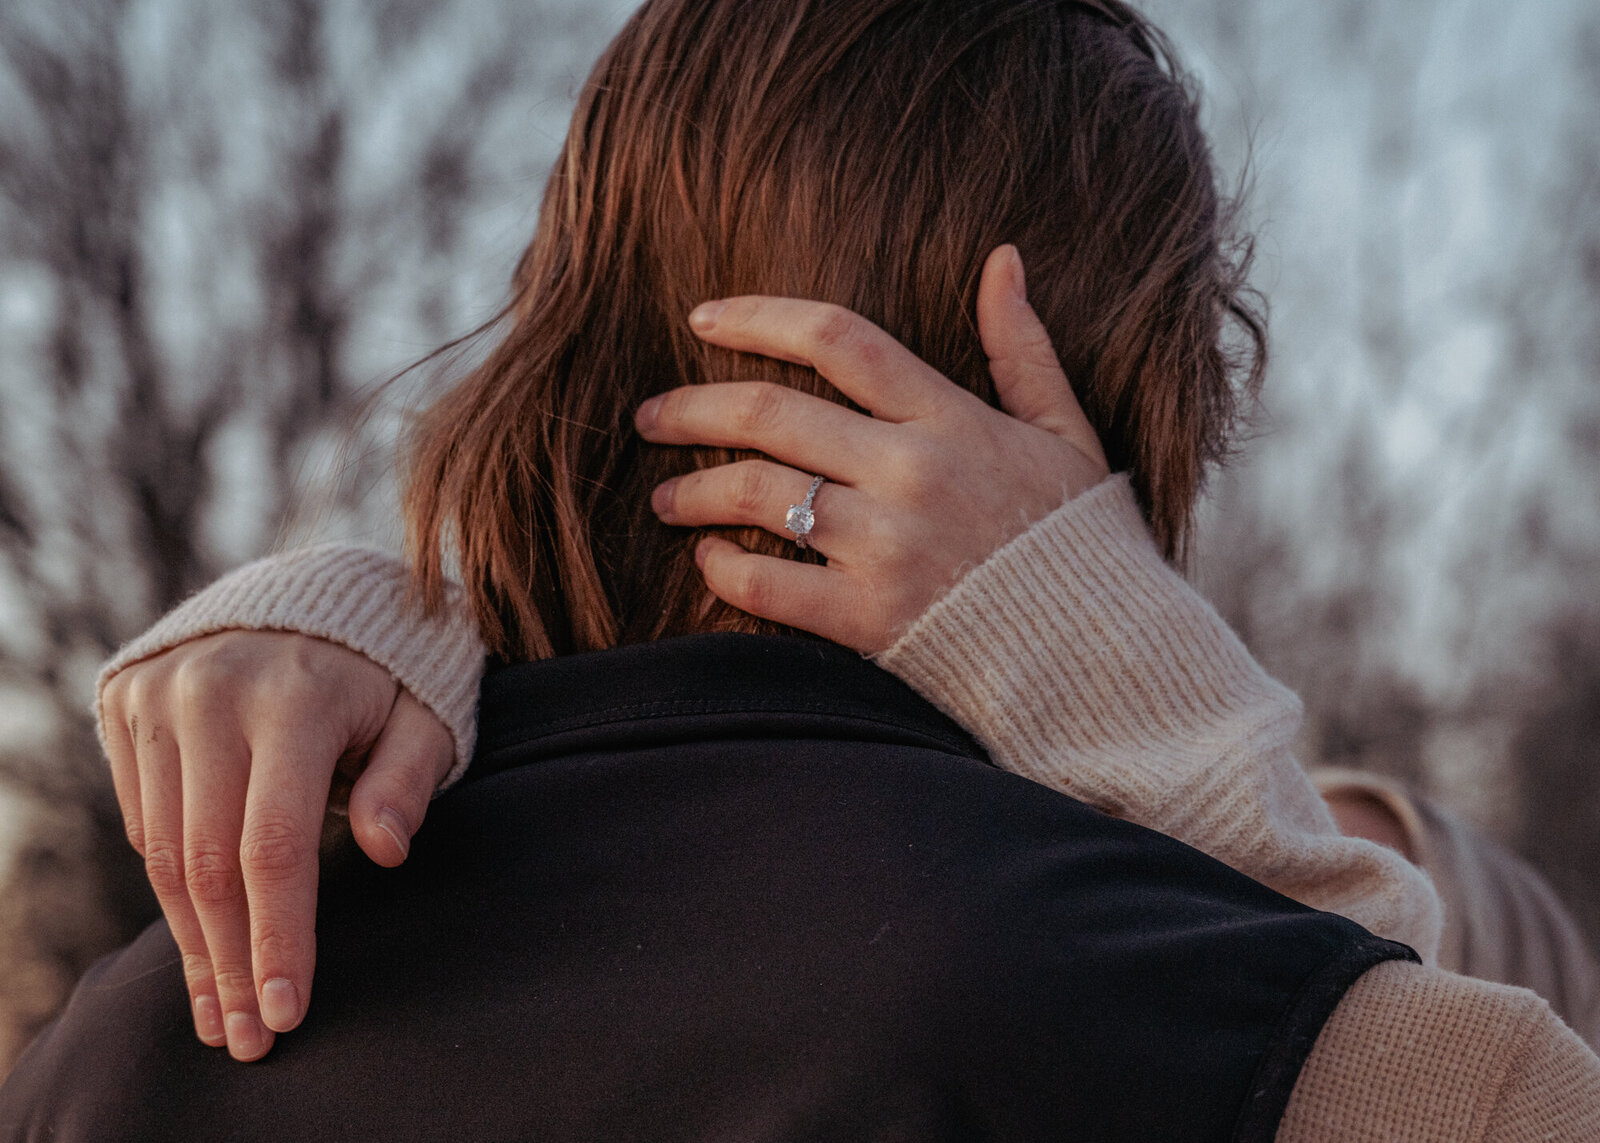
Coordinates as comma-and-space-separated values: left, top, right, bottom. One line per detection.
404, 0, 1263, 660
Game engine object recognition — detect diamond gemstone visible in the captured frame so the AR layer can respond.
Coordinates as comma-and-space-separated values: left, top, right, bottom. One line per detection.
786, 505, 815, 534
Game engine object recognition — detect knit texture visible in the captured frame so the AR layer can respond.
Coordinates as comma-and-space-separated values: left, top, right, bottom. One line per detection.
876, 475, 1443, 961
1316, 767, 1600, 1049
1278, 959, 1600, 1141
94, 478, 1441, 958
96, 545, 484, 789
90, 485, 1600, 1134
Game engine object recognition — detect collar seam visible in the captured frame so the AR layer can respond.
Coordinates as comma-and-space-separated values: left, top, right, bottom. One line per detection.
478, 701, 980, 759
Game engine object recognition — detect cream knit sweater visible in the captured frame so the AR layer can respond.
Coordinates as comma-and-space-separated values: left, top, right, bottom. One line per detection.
100, 476, 1442, 958
99, 475, 1600, 1138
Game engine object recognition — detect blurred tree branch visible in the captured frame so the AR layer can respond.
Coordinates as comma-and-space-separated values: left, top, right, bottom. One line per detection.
0, 0, 615, 1072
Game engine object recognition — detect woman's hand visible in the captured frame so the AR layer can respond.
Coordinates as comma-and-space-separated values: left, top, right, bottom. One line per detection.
97, 244, 1094, 1064
637, 245, 1110, 652
99, 631, 453, 1061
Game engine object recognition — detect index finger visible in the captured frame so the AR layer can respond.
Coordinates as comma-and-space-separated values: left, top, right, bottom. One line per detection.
687, 297, 955, 423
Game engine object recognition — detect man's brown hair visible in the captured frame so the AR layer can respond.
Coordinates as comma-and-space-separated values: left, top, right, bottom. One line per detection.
404, 0, 1265, 661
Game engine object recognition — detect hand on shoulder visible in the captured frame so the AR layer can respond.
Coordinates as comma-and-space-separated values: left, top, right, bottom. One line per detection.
100, 630, 452, 1061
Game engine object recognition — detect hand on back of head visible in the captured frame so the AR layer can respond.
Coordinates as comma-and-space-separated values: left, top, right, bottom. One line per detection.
642, 245, 1109, 652
100, 246, 1106, 1060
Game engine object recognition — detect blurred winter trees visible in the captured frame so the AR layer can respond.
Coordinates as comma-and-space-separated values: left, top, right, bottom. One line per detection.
0, 0, 624, 1070
1152, 0, 1600, 938
0, 0, 1596, 1071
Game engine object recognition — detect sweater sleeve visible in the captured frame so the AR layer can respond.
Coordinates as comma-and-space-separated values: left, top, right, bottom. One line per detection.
874, 475, 1444, 961
95, 545, 487, 790
93, 478, 1442, 959
1276, 959, 1600, 1141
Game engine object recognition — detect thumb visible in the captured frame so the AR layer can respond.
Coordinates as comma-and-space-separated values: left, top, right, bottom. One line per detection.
347, 690, 455, 868
977, 245, 1109, 469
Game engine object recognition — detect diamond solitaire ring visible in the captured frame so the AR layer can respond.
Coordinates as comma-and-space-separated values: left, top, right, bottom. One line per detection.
785, 475, 826, 549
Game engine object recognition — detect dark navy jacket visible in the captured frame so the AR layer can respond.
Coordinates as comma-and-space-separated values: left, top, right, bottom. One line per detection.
1, 634, 1414, 1141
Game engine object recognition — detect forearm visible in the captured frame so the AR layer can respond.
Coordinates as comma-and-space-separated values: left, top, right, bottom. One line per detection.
98, 490, 1445, 960
97, 545, 486, 788
876, 476, 1444, 962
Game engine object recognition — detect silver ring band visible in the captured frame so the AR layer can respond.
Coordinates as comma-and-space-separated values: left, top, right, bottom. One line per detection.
785, 475, 826, 549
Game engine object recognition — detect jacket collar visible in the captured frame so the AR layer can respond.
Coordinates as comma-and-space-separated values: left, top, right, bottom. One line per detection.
471, 633, 985, 780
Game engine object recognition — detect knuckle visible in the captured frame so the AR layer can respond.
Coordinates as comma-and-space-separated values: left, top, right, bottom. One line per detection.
209, 964, 256, 1000
239, 817, 313, 884
1019, 326, 1064, 370
100, 670, 131, 713
143, 840, 188, 901
251, 924, 306, 968
120, 668, 161, 716
870, 518, 918, 569
891, 443, 942, 503
184, 841, 244, 906
730, 465, 771, 516
726, 562, 772, 616
179, 949, 215, 984
255, 666, 322, 711
733, 384, 787, 438
355, 767, 423, 815
123, 815, 147, 857
807, 304, 856, 352
171, 651, 239, 712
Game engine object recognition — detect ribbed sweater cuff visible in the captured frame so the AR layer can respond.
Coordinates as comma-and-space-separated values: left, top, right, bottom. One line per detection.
877, 475, 1443, 960
878, 475, 1299, 788
96, 546, 484, 789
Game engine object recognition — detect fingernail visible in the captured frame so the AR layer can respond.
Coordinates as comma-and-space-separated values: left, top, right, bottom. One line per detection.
694, 539, 711, 569
1008, 246, 1027, 302
376, 807, 411, 863
260, 978, 300, 1032
652, 478, 679, 519
226, 1011, 267, 1061
635, 396, 662, 434
193, 994, 226, 1046
688, 299, 727, 332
